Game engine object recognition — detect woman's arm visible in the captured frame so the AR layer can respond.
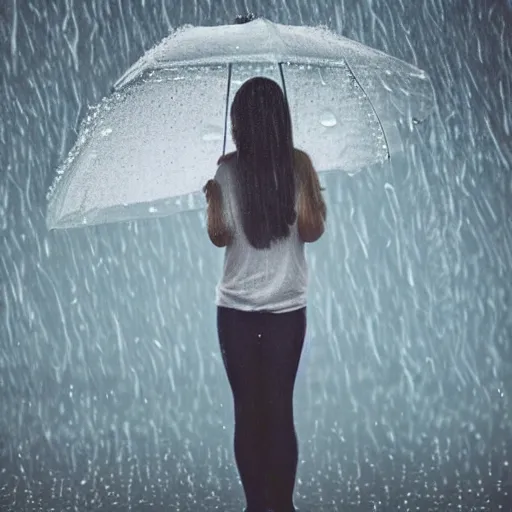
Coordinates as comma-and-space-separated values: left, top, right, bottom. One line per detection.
294, 150, 327, 243
203, 179, 232, 247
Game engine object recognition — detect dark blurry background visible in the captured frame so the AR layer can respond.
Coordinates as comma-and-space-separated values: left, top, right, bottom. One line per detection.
0, 1, 511, 510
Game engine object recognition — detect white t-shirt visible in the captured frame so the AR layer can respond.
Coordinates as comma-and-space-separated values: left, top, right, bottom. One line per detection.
214, 157, 308, 313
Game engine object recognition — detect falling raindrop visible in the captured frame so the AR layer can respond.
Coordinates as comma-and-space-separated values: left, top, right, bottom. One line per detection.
1, 2, 512, 511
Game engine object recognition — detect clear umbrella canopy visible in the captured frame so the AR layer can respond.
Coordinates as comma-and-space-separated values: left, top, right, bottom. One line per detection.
46, 18, 434, 229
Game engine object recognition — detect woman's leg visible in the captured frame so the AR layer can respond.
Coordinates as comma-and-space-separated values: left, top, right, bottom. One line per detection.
260, 307, 306, 512
217, 306, 267, 512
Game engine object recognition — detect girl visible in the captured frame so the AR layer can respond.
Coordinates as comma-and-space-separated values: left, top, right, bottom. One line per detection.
204, 76, 326, 512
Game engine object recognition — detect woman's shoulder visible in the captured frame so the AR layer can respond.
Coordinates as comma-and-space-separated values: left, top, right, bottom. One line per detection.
217, 151, 237, 166
293, 148, 314, 179
293, 148, 312, 164
215, 152, 237, 186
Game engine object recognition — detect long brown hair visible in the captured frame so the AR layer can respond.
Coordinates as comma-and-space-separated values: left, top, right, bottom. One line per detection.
230, 77, 296, 249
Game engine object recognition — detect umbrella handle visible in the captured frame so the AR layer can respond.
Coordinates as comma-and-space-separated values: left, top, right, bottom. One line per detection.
223, 13, 256, 155
222, 64, 233, 157
278, 62, 289, 105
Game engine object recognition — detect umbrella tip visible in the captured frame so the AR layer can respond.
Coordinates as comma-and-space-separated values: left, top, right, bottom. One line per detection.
234, 13, 257, 24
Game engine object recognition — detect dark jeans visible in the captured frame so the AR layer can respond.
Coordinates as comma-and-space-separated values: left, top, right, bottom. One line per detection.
217, 306, 307, 512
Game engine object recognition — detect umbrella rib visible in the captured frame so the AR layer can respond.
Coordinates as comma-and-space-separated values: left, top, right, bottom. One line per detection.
278, 62, 288, 103
343, 59, 391, 160
223, 63, 233, 156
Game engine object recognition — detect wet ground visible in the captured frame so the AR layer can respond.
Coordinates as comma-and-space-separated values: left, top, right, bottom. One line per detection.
1, 433, 511, 511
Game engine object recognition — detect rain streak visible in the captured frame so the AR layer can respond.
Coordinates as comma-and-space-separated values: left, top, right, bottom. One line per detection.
0, 0, 511, 511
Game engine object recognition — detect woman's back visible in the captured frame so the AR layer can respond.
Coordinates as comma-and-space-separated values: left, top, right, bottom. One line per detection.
210, 76, 324, 512
214, 152, 308, 313
207, 76, 326, 312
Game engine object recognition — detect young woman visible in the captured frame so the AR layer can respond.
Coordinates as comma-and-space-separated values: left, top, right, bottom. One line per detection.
203, 77, 326, 512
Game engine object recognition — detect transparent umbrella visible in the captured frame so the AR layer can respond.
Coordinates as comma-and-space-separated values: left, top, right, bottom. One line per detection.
46, 16, 435, 230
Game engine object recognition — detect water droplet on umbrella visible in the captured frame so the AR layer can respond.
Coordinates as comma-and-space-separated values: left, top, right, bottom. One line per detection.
101, 128, 112, 137
202, 128, 223, 142
320, 111, 337, 127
